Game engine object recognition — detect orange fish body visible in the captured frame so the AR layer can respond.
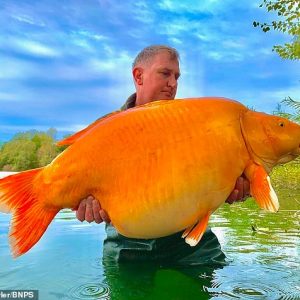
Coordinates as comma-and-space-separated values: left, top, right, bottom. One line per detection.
1, 97, 300, 257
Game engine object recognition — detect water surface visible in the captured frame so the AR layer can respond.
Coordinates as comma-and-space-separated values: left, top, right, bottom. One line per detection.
0, 188, 299, 299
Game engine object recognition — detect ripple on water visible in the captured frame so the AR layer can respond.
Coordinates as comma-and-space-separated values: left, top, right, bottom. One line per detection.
210, 281, 300, 299
68, 282, 110, 299
209, 264, 300, 300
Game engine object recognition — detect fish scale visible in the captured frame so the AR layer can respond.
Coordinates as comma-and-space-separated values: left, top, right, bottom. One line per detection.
0, 97, 300, 257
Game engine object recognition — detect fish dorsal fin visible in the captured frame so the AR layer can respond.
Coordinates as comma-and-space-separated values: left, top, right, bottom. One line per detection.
56, 110, 121, 146
56, 100, 175, 147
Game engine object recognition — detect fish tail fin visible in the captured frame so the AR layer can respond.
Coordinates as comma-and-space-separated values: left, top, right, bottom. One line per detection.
0, 169, 59, 257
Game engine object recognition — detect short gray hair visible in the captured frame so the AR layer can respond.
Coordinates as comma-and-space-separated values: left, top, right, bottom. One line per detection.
132, 45, 180, 68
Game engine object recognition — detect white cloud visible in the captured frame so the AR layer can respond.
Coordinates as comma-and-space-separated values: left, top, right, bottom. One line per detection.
68, 30, 108, 52
11, 14, 45, 27
260, 86, 300, 103
0, 92, 19, 101
195, 33, 213, 42
168, 37, 183, 45
0, 0, 297, 141
218, 84, 300, 114
132, 1, 155, 24
158, 0, 242, 14
160, 18, 197, 36
222, 39, 246, 50
88, 51, 132, 72
74, 30, 107, 41
70, 38, 94, 52
206, 50, 244, 62
87, 49, 134, 84
55, 124, 88, 132
0, 58, 37, 80
10, 38, 60, 58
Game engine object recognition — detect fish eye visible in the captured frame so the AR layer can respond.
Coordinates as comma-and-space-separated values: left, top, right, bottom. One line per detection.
279, 122, 285, 127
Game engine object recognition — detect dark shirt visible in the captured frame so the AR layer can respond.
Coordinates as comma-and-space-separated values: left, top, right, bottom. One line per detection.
120, 93, 137, 110
103, 94, 226, 265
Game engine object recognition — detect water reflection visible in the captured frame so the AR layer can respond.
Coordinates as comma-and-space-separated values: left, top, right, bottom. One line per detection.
102, 258, 223, 300
0, 185, 299, 299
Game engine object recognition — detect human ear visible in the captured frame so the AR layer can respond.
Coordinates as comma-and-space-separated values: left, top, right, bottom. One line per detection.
133, 67, 143, 85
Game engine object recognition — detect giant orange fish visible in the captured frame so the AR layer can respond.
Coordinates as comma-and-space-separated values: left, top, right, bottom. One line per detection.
0, 97, 300, 257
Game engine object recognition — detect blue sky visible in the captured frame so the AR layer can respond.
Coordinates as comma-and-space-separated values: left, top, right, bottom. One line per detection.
0, 0, 299, 141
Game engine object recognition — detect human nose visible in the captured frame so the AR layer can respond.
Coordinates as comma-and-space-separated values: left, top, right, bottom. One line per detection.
168, 74, 177, 88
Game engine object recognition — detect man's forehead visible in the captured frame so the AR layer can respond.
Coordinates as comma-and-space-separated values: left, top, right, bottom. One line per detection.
150, 52, 179, 67
152, 51, 177, 61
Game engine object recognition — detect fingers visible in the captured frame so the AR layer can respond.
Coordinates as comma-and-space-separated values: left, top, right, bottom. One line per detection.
243, 177, 250, 198
225, 189, 239, 204
226, 176, 251, 205
92, 198, 103, 224
85, 195, 95, 223
100, 209, 111, 224
75, 195, 111, 224
76, 198, 87, 221
235, 177, 244, 200
76, 195, 97, 223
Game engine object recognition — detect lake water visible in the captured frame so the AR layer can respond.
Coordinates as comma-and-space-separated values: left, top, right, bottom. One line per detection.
0, 179, 299, 299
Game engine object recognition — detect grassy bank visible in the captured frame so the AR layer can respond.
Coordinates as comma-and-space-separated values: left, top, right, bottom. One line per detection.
271, 160, 300, 190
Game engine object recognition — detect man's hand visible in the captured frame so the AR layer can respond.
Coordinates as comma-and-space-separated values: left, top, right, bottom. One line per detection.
75, 195, 111, 224
226, 176, 250, 204
75, 177, 249, 222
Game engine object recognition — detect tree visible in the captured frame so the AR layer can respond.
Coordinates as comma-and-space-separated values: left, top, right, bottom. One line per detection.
0, 130, 64, 171
273, 96, 300, 122
0, 138, 37, 171
253, 0, 300, 59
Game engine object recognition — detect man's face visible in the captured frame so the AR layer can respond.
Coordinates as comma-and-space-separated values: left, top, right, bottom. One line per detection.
137, 51, 180, 104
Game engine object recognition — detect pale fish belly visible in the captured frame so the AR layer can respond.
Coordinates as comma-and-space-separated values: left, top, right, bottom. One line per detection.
110, 177, 236, 239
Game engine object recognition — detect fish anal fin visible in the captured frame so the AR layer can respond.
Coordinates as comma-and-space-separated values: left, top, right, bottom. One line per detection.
185, 213, 210, 247
57, 110, 121, 146
181, 223, 196, 239
245, 163, 279, 212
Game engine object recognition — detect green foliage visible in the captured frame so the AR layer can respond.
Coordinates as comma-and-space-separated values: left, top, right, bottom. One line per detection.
271, 160, 300, 190
0, 129, 65, 171
273, 96, 300, 122
253, 0, 300, 59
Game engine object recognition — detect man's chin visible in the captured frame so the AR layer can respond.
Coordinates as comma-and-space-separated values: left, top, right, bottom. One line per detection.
158, 93, 174, 100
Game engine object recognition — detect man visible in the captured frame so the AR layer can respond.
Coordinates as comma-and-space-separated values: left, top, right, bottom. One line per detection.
76, 45, 250, 264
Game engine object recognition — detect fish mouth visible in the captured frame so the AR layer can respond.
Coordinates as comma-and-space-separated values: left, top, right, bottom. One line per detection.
277, 148, 300, 164
293, 144, 300, 156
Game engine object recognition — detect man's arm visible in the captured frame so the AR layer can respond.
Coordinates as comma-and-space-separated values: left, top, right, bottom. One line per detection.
75, 177, 250, 223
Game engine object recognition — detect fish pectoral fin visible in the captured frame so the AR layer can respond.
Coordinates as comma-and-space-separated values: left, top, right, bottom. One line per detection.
245, 163, 279, 212
184, 213, 210, 247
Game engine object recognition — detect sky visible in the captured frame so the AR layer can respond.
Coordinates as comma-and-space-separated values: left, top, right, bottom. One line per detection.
0, 0, 299, 141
